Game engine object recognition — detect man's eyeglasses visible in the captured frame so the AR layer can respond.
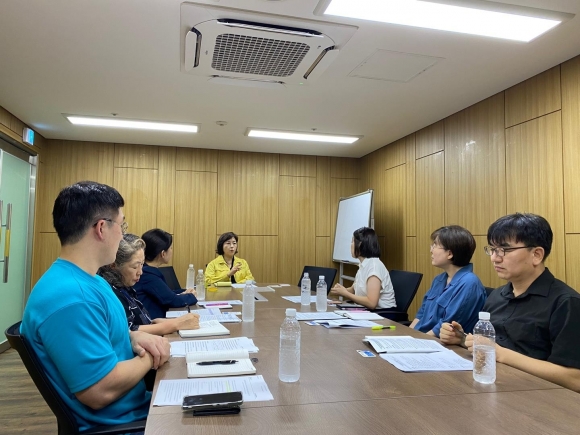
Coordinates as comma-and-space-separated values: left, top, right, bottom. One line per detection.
94, 218, 128, 234
484, 245, 531, 257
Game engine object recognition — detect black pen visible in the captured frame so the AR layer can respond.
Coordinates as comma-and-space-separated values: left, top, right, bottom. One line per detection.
196, 360, 238, 366
186, 304, 191, 313
450, 323, 467, 337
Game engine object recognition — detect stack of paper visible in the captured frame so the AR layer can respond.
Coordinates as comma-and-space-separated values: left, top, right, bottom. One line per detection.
166, 307, 222, 318
313, 319, 381, 328
171, 337, 259, 357
186, 349, 256, 378
283, 295, 330, 304
295, 312, 345, 321
197, 300, 243, 306
178, 320, 230, 338
364, 336, 447, 353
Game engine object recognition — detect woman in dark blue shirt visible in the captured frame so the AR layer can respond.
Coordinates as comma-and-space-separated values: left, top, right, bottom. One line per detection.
410, 225, 486, 337
133, 229, 197, 319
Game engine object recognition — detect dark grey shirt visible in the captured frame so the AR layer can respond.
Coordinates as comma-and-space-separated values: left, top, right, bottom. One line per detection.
484, 268, 580, 369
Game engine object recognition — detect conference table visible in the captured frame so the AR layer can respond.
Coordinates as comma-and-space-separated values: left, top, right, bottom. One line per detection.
145, 285, 580, 434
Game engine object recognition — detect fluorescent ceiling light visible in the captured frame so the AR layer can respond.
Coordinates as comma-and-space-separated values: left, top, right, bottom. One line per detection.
66, 116, 199, 133
247, 129, 360, 144
318, 0, 571, 42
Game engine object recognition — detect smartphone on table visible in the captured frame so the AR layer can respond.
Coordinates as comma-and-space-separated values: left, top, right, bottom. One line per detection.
181, 391, 243, 412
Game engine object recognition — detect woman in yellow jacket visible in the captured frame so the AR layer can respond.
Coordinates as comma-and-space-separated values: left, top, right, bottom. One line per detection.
205, 232, 255, 286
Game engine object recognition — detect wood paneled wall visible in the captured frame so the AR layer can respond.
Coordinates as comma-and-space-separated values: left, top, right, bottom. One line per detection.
32, 144, 361, 287
362, 54, 580, 317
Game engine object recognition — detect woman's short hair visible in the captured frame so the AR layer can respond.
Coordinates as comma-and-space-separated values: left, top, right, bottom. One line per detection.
487, 213, 552, 260
98, 233, 145, 287
431, 225, 476, 267
142, 229, 172, 262
216, 232, 238, 255
353, 227, 381, 258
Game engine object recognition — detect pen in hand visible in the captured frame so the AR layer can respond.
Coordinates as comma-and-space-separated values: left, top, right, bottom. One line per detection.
450, 323, 466, 337
186, 304, 191, 313
196, 360, 238, 366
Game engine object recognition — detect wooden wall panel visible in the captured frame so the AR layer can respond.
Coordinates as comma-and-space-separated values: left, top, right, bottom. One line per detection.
368, 167, 387, 237
278, 176, 316, 284
415, 121, 444, 159
175, 148, 218, 172
384, 139, 406, 170
405, 134, 416, 237
415, 152, 445, 308
505, 112, 565, 280
565, 234, 580, 293
0, 106, 11, 128
113, 168, 158, 237
238, 236, 279, 284
31, 233, 60, 286
280, 155, 316, 177
562, 56, 580, 233
444, 93, 506, 235
471, 235, 504, 290
505, 66, 561, 128
330, 157, 359, 179
9, 115, 24, 136
114, 144, 158, 169
37, 141, 114, 232
316, 157, 331, 237
383, 165, 406, 271
216, 151, 279, 235
173, 171, 218, 286
404, 236, 418, 316
157, 147, 176, 233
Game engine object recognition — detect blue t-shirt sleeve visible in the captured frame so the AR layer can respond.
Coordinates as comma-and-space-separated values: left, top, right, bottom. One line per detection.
432, 277, 485, 337
39, 302, 120, 393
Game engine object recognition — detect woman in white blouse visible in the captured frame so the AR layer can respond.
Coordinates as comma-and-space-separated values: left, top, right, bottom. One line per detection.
330, 227, 396, 310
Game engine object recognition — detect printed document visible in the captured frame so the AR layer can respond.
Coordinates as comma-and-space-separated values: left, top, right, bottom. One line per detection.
171, 337, 259, 357
381, 351, 473, 372
364, 336, 447, 353
295, 312, 345, 321
283, 296, 330, 304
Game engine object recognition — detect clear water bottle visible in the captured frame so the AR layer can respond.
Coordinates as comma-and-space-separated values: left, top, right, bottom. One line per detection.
279, 308, 300, 382
473, 312, 496, 384
316, 275, 327, 312
300, 273, 311, 306
186, 264, 196, 291
196, 269, 206, 301
242, 280, 255, 322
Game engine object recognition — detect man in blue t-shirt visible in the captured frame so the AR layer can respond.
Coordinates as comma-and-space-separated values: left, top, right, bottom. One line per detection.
21, 181, 170, 431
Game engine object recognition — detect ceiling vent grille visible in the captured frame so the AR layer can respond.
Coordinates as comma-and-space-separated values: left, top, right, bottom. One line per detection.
181, 3, 358, 86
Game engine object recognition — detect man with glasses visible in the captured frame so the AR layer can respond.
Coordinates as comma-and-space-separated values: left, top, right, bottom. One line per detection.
21, 181, 170, 431
440, 213, 580, 392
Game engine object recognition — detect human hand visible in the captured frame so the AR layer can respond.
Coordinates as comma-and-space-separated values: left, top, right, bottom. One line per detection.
329, 284, 347, 298
465, 333, 474, 352
229, 263, 242, 276
130, 330, 170, 369
173, 313, 200, 331
328, 300, 342, 305
183, 287, 197, 295
439, 321, 465, 345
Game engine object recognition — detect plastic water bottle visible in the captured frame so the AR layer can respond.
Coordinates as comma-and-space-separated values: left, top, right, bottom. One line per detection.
279, 308, 300, 382
186, 264, 196, 291
196, 269, 206, 301
316, 275, 327, 312
242, 280, 255, 322
300, 273, 311, 306
473, 312, 496, 384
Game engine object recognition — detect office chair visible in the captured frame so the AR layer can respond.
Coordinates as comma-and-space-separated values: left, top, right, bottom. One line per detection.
159, 266, 182, 291
372, 270, 423, 325
298, 266, 338, 292
5, 322, 146, 435
485, 286, 495, 297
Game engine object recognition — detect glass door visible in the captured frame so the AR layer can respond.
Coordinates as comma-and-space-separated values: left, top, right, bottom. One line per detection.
0, 146, 34, 348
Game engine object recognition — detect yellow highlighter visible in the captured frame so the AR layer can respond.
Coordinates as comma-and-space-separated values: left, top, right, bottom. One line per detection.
371, 325, 396, 330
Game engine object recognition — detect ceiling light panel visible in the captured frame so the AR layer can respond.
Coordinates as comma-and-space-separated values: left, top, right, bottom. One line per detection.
66, 116, 199, 133
247, 128, 360, 144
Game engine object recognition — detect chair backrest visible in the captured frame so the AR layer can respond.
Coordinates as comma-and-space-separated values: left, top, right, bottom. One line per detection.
485, 286, 494, 297
159, 266, 182, 291
297, 266, 338, 293
389, 270, 423, 311
5, 322, 80, 434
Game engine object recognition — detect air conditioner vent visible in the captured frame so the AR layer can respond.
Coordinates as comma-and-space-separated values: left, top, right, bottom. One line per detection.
212, 34, 310, 77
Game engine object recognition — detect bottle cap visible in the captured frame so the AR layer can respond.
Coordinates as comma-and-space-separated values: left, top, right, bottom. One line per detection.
479, 311, 490, 320
304, 272, 309, 277
189, 264, 193, 268
286, 308, 296, 317
319, 275, 324, 280
198, 269, 203, 273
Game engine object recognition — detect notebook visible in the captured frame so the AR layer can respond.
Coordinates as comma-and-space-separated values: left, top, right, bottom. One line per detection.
179, 320, 230, 338
186, 349, 256, 378
342, 311, 383, 320
363, 336, 447, 354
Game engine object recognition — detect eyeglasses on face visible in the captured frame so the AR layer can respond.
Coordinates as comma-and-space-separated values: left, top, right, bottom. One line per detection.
484, 245, 531, 257
94, 218, 128, 234
430, 243, 447, 251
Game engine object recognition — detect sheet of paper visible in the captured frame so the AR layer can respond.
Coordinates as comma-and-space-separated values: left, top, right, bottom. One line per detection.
269, 285, 281, 288
381, 351, 473, 372
197, 300, 243, 306
197, 313, 241, 323
255, 286, 275, 292
153, 375, 274, 405
314, 319, 380, 328
282, 295, 331, 304
231, 283, 245, 289
279, 284, 291, 287
166, 308, 221, 318
171, 337, 259, 356
364, 336, 447, 353
295, 312, 345, 321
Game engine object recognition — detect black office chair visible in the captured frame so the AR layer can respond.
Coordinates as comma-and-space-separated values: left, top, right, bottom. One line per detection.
485, 286, 495, 297
373, 270, 423, 324
298, 266, 338, 292
5, 322, 146, 435
159, 266, 182, 291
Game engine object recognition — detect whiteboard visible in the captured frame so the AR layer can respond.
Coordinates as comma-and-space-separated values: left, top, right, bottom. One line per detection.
332, 190, 374, 263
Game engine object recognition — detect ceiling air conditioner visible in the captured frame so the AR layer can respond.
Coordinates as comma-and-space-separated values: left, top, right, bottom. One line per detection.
181, 3, 358, 87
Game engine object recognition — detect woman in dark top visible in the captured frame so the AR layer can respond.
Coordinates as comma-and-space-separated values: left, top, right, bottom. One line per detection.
99, 233, 199, 334
133, 229, 198, 319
